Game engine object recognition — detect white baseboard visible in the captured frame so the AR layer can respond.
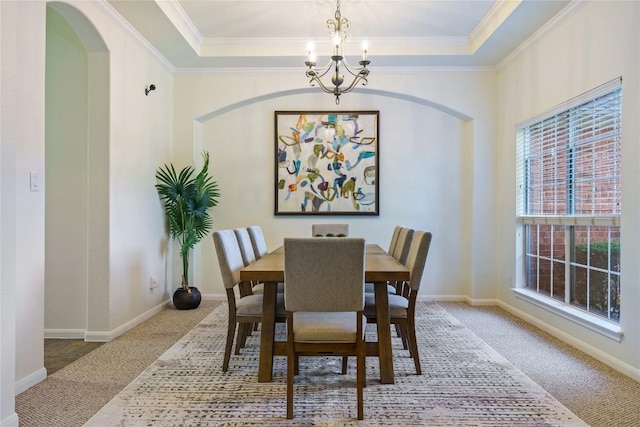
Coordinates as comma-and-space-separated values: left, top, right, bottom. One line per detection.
15, 367, 47, 395
465, 297, 501, 306
48, 297, 226, 343
497, 300, 640, 382
201, 293, 226, 301
417, 295, 500, 306
0, 413, 19, 427
417, 294, 467, 302
44, 329, 86, 339
84, 300, 171, 342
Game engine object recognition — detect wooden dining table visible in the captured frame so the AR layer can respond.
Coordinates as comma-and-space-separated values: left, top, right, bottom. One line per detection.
240, 243, 409, 384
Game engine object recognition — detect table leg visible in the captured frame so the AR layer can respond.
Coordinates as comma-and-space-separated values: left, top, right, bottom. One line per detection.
258, 281, 277, 382
375, 281, 395, 384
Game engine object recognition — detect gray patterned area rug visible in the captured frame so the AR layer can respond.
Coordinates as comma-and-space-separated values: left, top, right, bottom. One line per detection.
84, 302, 586, 426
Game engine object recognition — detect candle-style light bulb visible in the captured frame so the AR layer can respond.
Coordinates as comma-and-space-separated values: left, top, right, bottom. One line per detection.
362, 41, 369, 60
333, 34, 341, 56
307, 41, 315, 62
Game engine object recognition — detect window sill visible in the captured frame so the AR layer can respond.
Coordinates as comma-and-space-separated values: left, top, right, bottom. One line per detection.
512, 288, 623, 342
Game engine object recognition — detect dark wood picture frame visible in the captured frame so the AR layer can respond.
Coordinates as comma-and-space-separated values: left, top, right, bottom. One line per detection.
274, 111, 379, 216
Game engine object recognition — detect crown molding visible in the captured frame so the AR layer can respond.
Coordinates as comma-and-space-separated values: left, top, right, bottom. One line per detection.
93, 0, 175, 73
174, 65, 497, 75
469, 0, 521, 53
497, 0, 587, 71
154, 0, 202, 55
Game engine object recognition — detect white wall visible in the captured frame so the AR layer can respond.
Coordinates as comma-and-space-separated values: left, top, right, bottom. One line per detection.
0, 1, 21, 424
11, 0, 48, 402
40, 0, 175, 338
0, 1, 175, 418
497, 1, 640, 378
45, 6, 89, 334
172, 70, 499, 304
56, 1, 174, 333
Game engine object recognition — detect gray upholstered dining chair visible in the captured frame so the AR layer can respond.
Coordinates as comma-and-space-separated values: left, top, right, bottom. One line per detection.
234, 228, 256, 268
387, 225, 403, 255
239, 226, 284, 295
392, 227, 414, 265
364, 226, 413, 296
233, 227, 263, 334
284, 237, 366, 420
390, 227, 414, 296
247, 225, 269, 260
311, 223, 349, 237
364, 230, 432, 375
213, 229, 286, 371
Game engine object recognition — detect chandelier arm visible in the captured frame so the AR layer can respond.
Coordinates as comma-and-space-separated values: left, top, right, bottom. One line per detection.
340, 59, 365, 78
310, 61, 336, 79
339, 73, 369, 94
307, 72, 338, 94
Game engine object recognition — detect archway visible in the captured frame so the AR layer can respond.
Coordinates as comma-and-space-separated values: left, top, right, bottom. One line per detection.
189, 87, 474, 296
44, 2, 110, 342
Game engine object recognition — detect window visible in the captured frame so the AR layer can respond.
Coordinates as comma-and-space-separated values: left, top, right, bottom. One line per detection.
516, 78, 622, 323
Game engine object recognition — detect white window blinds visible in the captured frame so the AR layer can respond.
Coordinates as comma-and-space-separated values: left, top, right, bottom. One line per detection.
516, 78, 622, 219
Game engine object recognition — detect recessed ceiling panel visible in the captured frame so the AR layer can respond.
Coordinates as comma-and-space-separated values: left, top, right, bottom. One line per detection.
107, 0, 572, 70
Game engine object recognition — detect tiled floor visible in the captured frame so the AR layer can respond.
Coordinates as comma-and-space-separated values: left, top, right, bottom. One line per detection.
44, 339, 104, 375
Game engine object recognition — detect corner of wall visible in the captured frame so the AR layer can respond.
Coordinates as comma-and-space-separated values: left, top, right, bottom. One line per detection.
14, 367, 47, 396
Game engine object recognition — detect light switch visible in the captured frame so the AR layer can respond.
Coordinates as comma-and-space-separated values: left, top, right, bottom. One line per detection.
30, 171, 40, 192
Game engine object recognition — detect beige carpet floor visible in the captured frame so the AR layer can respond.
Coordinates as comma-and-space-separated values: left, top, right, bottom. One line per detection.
16, 300, 223, 427
14, 300, 640, 426
441, 302, 640, 427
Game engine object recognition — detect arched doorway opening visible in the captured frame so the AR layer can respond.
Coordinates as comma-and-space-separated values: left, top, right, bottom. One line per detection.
44, 2, 110, 343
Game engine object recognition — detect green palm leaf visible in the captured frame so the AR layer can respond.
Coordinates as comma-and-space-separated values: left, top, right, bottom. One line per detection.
155, 151, 220, 289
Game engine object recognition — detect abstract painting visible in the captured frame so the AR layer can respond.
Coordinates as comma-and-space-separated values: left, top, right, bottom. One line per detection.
274, 111, 379, 215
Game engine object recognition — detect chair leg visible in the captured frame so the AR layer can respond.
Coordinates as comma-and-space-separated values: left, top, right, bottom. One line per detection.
235, 323, 251, 355
399, 324, 409, 350
240, 323, 251, 347
393, 284, 404, 336
357, 359, 364, 420
342, 356, 348, 374
223, 318, 236, 372
407, 320, 422, 375
287, 317, 295, 419
357, 340, 365, 419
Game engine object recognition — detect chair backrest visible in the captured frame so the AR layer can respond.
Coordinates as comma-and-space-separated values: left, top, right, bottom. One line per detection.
392, 227, 415, 265
234, 228, 256, 266
213, 229, 244, 289
406, 230, 433, 291
311, 223, 349, 237
247, 225, 268, 259
387, 225, 403, 254
284, 237, 365, 313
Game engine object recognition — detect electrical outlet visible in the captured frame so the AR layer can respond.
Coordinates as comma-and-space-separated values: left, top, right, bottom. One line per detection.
149, 276, 159, 289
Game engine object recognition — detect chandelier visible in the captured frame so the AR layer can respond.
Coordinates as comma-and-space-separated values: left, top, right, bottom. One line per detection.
305, 0, 370, 104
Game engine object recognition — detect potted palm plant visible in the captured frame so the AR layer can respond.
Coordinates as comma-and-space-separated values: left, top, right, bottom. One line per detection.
155, 151, 220, 309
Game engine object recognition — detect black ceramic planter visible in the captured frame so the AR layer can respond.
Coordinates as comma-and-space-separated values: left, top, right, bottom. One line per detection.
173, 287, 202, 310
